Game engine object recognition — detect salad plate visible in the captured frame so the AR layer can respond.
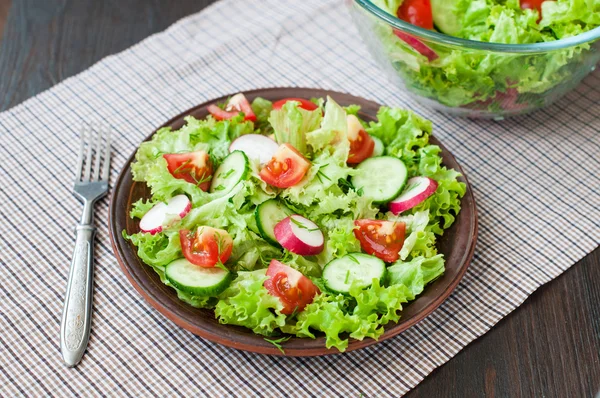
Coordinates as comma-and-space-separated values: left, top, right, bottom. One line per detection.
109, 87, 477, 356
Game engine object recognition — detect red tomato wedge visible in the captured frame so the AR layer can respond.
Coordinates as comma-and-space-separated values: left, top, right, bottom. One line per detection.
346, 115, 375, 164
179, 227, 233, 268
207, 93, 256, 122
264, 260, 319, 315
520, 0, 545, 22
272, 98, 319, 111
163, 150, 213, 191
396, 0, 433, 29
353, 219, 406, 263
259, 143, 311, 188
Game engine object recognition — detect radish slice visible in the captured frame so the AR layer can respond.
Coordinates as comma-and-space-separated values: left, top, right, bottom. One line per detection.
393, 30, 439, 62
139, 195, 191, 234
274, 215, 324, 255
389, 177, 438, 215
229, 134, 279, 164
166, 195, 192, 218
225, 93, 247, 112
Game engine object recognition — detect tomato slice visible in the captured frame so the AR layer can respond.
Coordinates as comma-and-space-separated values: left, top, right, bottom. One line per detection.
163, 150, 213, 191
259, 143, 311, 188
346, 115, 375, 164
272, 98, 319, 111
520, 0, 545, 22
353, 219, 406, 262
264, 260, 319, 315
207, 93, 256, 122
179, 227, 233, 267
396, 0, 433, 29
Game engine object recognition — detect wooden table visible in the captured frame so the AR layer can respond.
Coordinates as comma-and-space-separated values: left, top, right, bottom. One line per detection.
1, 1, 598, 396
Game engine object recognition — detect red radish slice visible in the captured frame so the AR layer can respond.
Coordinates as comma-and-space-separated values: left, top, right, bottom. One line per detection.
225, 93, 249, 112
274, 215, 324, 255
207, 93, 256, 122
229, 134, 279, 164
166, 195, 192, 218
139, 195, 191, 234
393, 30, 439, 61
139, 203, 168, 234
389, 177, 438, 215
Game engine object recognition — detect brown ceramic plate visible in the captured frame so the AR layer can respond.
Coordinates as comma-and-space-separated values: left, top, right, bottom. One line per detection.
109, 87, 478, 356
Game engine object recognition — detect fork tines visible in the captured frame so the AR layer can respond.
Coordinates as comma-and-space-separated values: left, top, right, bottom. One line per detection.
75, 124, 112, 183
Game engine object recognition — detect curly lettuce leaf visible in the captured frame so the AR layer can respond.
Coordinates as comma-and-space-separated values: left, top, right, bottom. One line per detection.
286, 279, 411, 351
270, 101, 322, 154
387, 255, 445, 299
411, 145, 467, 229
366, 107, 433, 172
129, 199, 156, 219
389, 210, 438, 260
350, 279, 411, 325
215, 270, 286, 336
372, 0, 600, 109
130, 115, 254, 204
123, 230, 181, 269
251, 97, 273, 124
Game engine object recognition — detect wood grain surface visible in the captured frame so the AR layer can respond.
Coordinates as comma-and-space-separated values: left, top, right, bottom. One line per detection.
1, 1, 598, 396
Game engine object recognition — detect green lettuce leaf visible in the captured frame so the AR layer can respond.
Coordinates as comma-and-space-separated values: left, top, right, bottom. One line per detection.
215, 270, 287, 336
129, 199, 156, 219
366, 106, 433, 172
387, 255, 445, 299
371, 0, 600, 109
269, 101, 323, 154
286, 279, 411, 352
251, 97, 273, 134
130, 115, 254, 204
123, 230, 181, 269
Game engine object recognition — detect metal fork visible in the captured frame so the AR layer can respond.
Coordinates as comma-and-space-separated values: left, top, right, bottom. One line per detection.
60, 124, 111, 368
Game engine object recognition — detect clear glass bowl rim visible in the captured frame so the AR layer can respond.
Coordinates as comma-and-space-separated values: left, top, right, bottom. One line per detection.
355, 0, 600, 53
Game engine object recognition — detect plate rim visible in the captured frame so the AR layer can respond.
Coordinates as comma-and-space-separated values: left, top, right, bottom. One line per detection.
108, 87, 478, 356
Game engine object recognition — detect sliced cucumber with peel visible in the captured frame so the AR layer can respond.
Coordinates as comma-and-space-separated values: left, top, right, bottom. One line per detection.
255, 199, 293, 246
323, 253, 386, 294
210, 150, 249, 193
165, 258, 233, 297
350, 156, 408, 204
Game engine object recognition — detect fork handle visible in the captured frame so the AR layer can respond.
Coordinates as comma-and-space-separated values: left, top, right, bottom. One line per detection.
60, 224, 96, 367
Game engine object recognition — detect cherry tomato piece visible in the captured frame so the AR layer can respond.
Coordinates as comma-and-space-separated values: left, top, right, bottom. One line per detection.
353, 219, 406, 263
264, 260, 319, 314
163, 150, 213, 191
259, 144, 311, 188
179, 227, 233, 268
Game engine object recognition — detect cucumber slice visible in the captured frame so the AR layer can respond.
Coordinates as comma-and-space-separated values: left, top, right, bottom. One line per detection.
165, 258, 233, 297
210, 150, 249, 193
255, 199, 293, 246
350, 156, 408, 204
323, 253, 386, 294
371, 136, 384, 157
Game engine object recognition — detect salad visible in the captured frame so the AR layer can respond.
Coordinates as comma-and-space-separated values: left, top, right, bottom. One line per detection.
368, 0, 600, 112
124, 93, 466, 352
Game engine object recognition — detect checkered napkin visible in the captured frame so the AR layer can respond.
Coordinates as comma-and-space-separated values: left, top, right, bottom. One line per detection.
1, 0, 599, 396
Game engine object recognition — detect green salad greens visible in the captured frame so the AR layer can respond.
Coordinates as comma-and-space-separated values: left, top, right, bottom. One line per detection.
369, 0, 600, 111
125, 94, 465, 352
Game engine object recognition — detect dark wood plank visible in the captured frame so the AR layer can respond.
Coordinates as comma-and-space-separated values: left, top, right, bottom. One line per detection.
0, 0, 213, 111
406, 247, 600, 398
0, 1, 598, 396
0, 0, 10, 42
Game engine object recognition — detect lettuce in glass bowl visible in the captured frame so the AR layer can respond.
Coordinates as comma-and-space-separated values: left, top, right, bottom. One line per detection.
349, 0, 600, 119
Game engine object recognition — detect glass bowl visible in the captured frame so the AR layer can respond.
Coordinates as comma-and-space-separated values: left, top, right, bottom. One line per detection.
349, 0, 600, 119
